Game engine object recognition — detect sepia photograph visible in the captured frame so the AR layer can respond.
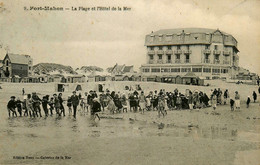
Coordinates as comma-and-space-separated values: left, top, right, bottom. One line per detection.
0, 0, 259, 164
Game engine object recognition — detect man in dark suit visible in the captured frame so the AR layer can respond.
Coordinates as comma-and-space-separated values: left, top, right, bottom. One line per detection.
71, 91, 79, 118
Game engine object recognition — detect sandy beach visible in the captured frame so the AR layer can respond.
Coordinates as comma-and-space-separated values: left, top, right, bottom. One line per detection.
0, 81, 259, 165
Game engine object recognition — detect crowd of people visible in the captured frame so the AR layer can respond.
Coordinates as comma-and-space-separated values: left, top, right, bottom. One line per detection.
7, 86, 260, 119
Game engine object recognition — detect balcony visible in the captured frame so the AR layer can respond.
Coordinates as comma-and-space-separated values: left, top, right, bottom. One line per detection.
223, 50, 230, 56
183, 50, 192, 54
148, 50, 155, 54
165, 50, 173, 54
214, 59, 220, 64
166, 60, 172, 64
174, 50, 182, 54
213, 50, 221, 55
175, 59, 181, 63
203, 49, 211, 54
204, 59, 210, 63
157, 50, 164, 54
223, 60, 230, 65
185, 59, 190, 63
148, 60, 154, 64
157, 59, 163, 64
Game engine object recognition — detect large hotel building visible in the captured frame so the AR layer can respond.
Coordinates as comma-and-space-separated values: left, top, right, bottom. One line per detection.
140, 28, 239, 79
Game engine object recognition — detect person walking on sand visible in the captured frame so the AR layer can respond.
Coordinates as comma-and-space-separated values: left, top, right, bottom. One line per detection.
7, 96, 17, 117
67, 96, 72, 115
91, 98, 101, 120
211, 94, 217, 110
71, 91, 79, 118
234, 91, 240, 109
22, 88, 25, 95
230, 97, 235, 111
253, 91, 257, 103
139, 91, 146, 114
246, 96, 251, 108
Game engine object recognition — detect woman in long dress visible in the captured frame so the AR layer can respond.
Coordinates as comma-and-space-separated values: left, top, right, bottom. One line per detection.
107, 96, 116, 114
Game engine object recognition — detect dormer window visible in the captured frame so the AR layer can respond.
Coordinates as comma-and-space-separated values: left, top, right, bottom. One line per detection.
6, 60, 9, 66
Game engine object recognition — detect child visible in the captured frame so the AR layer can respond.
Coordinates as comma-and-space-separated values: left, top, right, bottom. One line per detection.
67, 96, 72, 115
92, 98, 101, 120
48, 97, 54, 116
246, 96, 251, 108
42, 96, 49, 117
230, 97, 235, 111
16, 98, 23, 117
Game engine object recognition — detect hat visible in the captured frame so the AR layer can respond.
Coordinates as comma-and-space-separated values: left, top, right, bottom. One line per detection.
11, 96, 15, 99
73, 91, 76, 94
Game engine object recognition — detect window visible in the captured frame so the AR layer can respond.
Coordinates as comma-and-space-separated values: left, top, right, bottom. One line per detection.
212, 68, 220, 73
221, 69, 228, 73
149, 55, 154, 60
167, 55, 171, 60
177, 45, 181, 50
215, 55, 219, 60
167, 46, 171, 50
158, 55, 162, 60
205, 54, 209, 59
192, 68, 202, 72
161, 68, 170, 72
181, 68, 191, 72
6, 60, 9, 66
159, 35, 162, 42
214, 45, 218, 50
166, 35, 172, 41
143, 68, 150, 72
29, 66, 31, 70
171, 68, 180, 72
187, 45, 190, 50
203, 68, 211, 73
150, 47, 154, 50
206, 45, 210, 49
176, 54, 180, 59
151, 68, 160, 72
150, 36, 154, 42
185, 55, 190, 59
159, 46, 163, 50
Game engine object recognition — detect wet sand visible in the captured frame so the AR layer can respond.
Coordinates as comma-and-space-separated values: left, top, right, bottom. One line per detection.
0, 82, 260, 165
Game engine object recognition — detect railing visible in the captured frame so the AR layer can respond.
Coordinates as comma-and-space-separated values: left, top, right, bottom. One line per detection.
223, 51, 230, 55
157, 50, 164, 54
166, 60, 172, 64
175, 59, 181, 63
148, 50, 155, 54
183, 50, 192, 54
157, 60, 163, 64
148, 60, 154, 64
214, 59, 220, 64
204, 59, 210, 63
223, 60, 230, 65
213, 50, 221, 55
185, 59, 190, 63
165, 50, 173, 54
174, 50, 182, 54
203, 49, 211, 54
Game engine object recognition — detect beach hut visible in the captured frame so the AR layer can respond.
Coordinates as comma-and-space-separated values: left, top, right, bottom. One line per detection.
175, 75, 182, 84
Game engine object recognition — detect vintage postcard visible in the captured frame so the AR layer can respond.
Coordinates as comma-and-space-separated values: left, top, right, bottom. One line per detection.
0, 0, 259, 164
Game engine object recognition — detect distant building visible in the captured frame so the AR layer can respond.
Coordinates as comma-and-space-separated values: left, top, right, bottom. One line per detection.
108, 64, 134, 76
0, 60, 3, 78
1, 53, 33, 78
140, 28, 240, 79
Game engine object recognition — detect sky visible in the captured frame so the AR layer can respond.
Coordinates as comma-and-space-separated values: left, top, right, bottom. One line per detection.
0, 0, 259, 74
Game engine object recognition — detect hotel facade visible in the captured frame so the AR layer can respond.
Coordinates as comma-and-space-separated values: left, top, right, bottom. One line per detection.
140, 28, 239, 79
